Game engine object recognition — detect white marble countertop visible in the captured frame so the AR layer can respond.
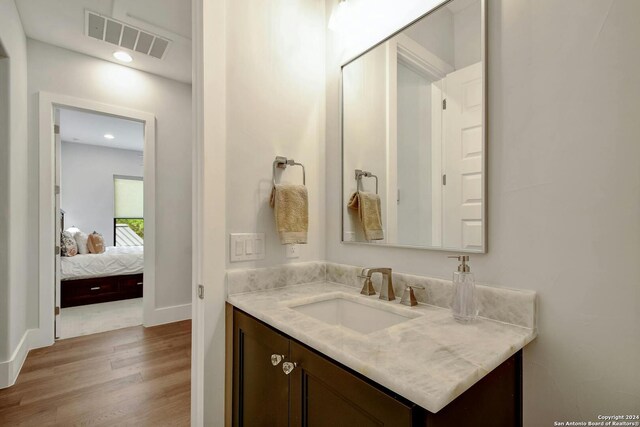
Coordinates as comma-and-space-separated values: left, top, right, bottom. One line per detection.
227, 281, 537, 413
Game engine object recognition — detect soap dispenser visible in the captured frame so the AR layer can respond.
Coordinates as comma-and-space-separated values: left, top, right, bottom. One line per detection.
448, 255, 477, 323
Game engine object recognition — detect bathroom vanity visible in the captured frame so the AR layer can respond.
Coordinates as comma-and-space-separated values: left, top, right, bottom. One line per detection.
233, 308, 522, 426
226, 262, 537, 427
227, 1, 536, 424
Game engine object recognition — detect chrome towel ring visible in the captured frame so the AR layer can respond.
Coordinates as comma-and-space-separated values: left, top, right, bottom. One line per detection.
355, 169, 378, 194
273, 156, 306, 187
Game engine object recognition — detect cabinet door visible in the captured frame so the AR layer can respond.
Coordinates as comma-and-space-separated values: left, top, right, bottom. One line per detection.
233, 309, 290, 427
289, 341, 414, 427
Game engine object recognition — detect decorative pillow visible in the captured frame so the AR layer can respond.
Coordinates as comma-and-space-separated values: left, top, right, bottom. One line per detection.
65, 226, 81, 237
74, 231, 89, 254
60, 231, 78, 257
87, 231, 105, 254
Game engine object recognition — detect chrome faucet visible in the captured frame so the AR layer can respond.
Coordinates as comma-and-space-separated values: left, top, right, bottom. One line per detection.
358, 268, 395, 301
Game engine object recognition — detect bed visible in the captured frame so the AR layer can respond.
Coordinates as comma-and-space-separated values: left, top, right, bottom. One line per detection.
60, 246, 144, 308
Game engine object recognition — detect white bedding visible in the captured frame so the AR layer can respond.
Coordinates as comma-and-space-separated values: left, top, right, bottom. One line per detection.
61, 246, 144, 280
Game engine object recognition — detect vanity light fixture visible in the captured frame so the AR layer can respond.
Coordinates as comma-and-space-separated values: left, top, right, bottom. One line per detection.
104, 133, 115, 140
113, 51, 133, 63
328, 0, 348, 31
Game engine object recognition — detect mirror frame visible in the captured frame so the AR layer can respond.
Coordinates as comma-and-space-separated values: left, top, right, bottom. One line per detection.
340, 0, 487, 253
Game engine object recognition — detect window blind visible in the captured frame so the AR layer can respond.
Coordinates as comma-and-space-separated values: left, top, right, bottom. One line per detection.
114, 176, 143, 218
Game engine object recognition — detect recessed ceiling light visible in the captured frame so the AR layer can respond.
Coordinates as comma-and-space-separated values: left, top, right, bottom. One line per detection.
113, 51, 133, 63
104, 134, 115, 140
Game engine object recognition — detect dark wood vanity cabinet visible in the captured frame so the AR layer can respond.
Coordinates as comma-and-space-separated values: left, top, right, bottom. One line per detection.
232, 308, 290, 426
233, 308, 412, 426
232, 308, 522, 427
288, 340, 414, 426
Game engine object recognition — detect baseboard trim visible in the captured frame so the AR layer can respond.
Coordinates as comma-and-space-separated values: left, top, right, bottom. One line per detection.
145, 303, 192, 327
0, 329, 35, 389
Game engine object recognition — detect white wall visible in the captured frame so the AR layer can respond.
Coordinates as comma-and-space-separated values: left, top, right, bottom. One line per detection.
326, 0, 640, 424
60, 142, 143, 247
197, 0, 326, 423
331, 0, 447, 61
453, 0, 481, 69
396, 62, 432, 246
225, 0, 326, 269
403, 1, 481, 71
0, 0, 29, 367
404, 7, 454, 67
27, 39, 192, 312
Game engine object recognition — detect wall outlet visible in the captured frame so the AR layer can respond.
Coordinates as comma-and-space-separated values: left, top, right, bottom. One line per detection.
230, 233, 265, 262
285, 244, 300, 259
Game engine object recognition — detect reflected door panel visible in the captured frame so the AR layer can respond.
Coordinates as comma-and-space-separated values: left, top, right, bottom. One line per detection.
443, 62, 483, 250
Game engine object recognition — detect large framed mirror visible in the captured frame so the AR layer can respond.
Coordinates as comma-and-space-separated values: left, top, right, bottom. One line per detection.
341, 0, 486, 252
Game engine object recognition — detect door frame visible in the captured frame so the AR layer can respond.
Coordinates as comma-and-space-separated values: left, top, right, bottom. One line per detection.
53, 111, 61, 338
191, 0, 229, 424
36, 91, 156, 348
385, 34, 453, 245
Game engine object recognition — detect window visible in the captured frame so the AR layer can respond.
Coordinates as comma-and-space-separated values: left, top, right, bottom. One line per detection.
114, 176, 144, 246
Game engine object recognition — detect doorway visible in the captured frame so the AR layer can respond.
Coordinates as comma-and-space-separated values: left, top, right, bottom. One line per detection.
55, 106, 148, 339
38, 93, 156, 344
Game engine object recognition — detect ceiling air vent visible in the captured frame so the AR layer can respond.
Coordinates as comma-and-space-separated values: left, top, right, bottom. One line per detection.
85, 11, 171, 60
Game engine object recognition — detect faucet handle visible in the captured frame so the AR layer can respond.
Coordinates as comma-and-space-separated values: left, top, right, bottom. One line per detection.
359, 277, 376, 296
400, 284, 424, 306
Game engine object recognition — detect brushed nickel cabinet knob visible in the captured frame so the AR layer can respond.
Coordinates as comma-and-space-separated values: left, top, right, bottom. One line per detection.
271, 354, 285, 366
282, 361, 297, 375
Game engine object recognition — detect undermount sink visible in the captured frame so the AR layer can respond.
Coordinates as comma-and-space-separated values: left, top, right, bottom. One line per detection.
290, 296, 416, 334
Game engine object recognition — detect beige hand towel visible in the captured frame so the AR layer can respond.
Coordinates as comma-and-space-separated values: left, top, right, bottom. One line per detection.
270, 184, 308, 244
347, 191, 384, 240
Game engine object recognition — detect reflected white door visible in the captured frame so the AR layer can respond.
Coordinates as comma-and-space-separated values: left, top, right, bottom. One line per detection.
54, 111, 62, 339
443, 62, 483, 250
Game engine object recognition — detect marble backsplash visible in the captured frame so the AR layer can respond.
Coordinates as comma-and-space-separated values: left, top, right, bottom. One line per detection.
227, 261, 326, 295
228, 261, 537, 329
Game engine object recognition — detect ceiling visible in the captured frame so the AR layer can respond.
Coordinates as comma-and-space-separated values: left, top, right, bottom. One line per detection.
15, 0, 191, 83
60, 107, 144, 151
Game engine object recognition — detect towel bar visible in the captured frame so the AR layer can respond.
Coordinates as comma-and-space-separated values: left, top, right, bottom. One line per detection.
273, 156, 306, 187
355, 169, 378, 194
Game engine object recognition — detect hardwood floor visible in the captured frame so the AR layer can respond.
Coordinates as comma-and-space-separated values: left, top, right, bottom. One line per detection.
0, 320, 191, 426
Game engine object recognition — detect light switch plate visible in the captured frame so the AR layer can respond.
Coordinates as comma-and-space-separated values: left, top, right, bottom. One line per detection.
234, 239, 244, 256
230, 233, 266, 262
255, 237, 264, 254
